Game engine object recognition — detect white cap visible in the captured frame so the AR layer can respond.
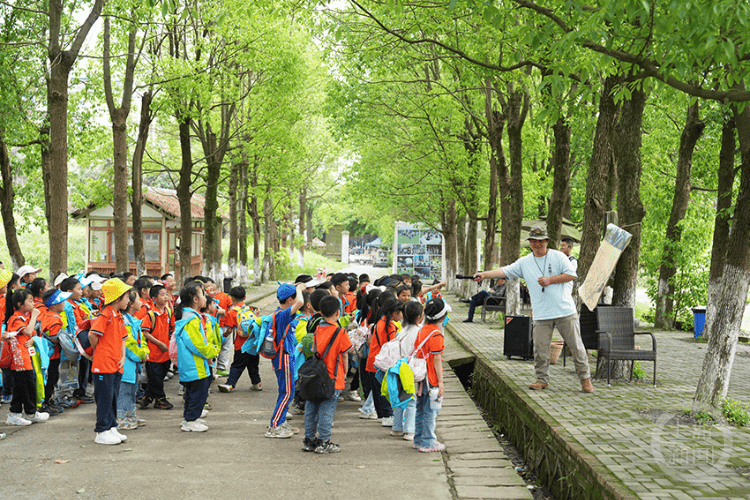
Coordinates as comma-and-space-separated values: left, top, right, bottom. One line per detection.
53, 273, 69, 287
17, 265, 42, 279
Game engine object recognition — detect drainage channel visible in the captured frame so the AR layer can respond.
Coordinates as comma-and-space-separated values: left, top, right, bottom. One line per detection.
448, 358, 557, 500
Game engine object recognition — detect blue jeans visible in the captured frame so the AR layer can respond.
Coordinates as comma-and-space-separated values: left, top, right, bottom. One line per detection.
414, 382, 441, 448
392, 397, 416, 433
94, 372, 122, 433
117, 380, 138, 419
304, 389, 340, 442
360, 391, 374, 415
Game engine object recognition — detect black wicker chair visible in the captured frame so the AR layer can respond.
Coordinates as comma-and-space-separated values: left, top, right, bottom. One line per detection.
596, 306, 657, 387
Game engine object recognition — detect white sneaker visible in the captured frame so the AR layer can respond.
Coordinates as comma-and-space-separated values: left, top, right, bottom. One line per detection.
381, 416, 394, 427
25, 411, 49, 423
403, 433, 415, 441
285, 411, 294, 420
197, 418, 207, 425
110, 427, 127, 442
181, 420, 208, 432
345, 390, 362, 402
95, 430, 121, 445
358, 411, 377, 420
250, 383, 262, 391
201, 409, 209, 418
6, 413, 32, 426
217, 384, 233, 393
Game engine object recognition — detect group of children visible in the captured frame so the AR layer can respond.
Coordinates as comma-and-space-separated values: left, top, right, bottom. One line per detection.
0, 264, 450, 454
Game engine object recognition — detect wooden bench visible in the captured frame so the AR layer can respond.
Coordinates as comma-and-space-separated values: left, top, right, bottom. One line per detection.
596, 306, 657, 387
481, 294, 506, 323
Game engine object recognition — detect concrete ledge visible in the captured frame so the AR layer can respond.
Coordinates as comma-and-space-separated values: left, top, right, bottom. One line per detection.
448, 324, 637, 500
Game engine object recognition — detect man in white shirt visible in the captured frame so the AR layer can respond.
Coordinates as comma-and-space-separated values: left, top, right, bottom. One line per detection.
474, 227, 593, 393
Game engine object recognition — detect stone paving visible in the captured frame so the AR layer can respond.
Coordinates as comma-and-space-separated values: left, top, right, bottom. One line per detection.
445, 294, 750, 500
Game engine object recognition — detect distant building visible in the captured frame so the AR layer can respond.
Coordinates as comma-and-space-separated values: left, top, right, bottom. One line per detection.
72, 187, 224, 278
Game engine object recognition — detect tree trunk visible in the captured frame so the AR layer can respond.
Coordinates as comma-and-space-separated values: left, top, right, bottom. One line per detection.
249, 161, 261, 285
103, 18, 137, 274
0, 135, 25, 269
483, 80, 503, 271
443, 197, 458, 292
201, 128, 221, 281
704, 117, 737, 341
612, 88, 648, 308
693, 101, 750, 412
45, 0, 104, 279
228, 160, 239, 279
498, 82, 530, 315
263, 185, 277, 281
131, 91, 153, 277
298, 186, 306, 267
456, 213, 467, 274
466, 212, 478, 276
547, 115, 572, 246
238, 156, 249, 284
577, 76, 619, 285
177, 116, 193, 283
654, 101, 706, 328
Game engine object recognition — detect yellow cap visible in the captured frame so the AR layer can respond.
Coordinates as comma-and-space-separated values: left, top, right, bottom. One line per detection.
0, 269, 12, 289
102, 278, 132, 305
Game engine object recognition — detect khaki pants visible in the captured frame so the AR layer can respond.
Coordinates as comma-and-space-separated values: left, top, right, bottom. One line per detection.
533, 313, 590, 384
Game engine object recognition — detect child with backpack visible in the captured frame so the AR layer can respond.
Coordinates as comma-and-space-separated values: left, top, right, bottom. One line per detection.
265, 282, 305, 439
301, 295, 352, 454
118, 290, 149, 430
175, 282, 219, 432
4, 289, 48, 426
39, 288, 73, 417
413, 298, 449, 453
140, 284, 175, 410
218, 286, 262, 393
391, 301, 422, 441
364, 297, 403, 427
89, 278, 132, 445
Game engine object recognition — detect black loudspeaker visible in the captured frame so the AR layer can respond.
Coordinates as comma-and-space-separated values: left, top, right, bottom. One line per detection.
503, 315, 533, 360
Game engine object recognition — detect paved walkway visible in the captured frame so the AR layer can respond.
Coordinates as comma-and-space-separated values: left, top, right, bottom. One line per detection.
447, 294, 750, 500
0, 284, 529, 500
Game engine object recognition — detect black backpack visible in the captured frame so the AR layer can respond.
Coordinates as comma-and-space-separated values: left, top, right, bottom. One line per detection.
297, 327, 342, 402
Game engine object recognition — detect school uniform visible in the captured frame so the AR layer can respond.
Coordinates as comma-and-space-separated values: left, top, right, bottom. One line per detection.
7, 312, 37, 415
142, 305, 174, 402
90, 306, 128, 433
40, 310, 64, 404
269, 307, 296, 429
413, 323, 445, 450
175, 308, 218, 422
303, 321, 352, 444
225, 304, 260, 388
364, 318, 397, 418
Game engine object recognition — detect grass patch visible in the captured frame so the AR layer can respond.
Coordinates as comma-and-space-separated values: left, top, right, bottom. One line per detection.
721, 399, 750, 427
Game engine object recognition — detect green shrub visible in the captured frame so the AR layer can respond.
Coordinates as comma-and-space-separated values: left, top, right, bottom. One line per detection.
632, 361, 647, 380
721, 399, 750, 427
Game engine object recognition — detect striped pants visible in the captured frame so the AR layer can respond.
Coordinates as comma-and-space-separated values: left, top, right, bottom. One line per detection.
270, 354, 295, 428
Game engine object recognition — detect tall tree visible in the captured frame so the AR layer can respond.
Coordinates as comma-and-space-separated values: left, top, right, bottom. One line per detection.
45, 0, 104, 280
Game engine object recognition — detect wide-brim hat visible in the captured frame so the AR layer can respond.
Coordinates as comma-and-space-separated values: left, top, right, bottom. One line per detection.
102, 278, 132, 305
526, 227, 549, 241
17, 265, 42, 279
45, 289, 73, 307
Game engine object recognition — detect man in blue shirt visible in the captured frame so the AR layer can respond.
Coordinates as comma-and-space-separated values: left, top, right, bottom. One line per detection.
474, 227, 594, 393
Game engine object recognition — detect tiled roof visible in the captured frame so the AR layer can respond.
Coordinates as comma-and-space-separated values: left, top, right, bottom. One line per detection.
144, 187, 228, 220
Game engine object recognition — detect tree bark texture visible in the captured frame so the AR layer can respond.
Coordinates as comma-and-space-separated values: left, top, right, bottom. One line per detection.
442, 197, 458, 292
705, 117, 737, 341
177, 116, 193, 283
131, 91, 153, 277
693, 101, 750, 411
0, 135, 25, 269
498, 82, 529, 315
45, 0, 103, 279
103, 18, 138, 274
263, 185, 277, 282
298, 186, 307, 267
228, 160, 239, 279
577, 76, 619, 286
611, 88, 648, 308
249, 160, 261, 285
238, 156, 249, 284
547, 115, 572, 246
653, 101, 705, 328
483, 80, 503, 271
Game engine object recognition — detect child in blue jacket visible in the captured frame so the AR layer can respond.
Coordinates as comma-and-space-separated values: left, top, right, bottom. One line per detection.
175, 282, 219, 432
118, 290, 150, 430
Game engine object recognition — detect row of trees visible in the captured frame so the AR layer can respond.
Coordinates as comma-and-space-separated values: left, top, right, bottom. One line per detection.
318, 0, 750, 412
0, 0, 338, 285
